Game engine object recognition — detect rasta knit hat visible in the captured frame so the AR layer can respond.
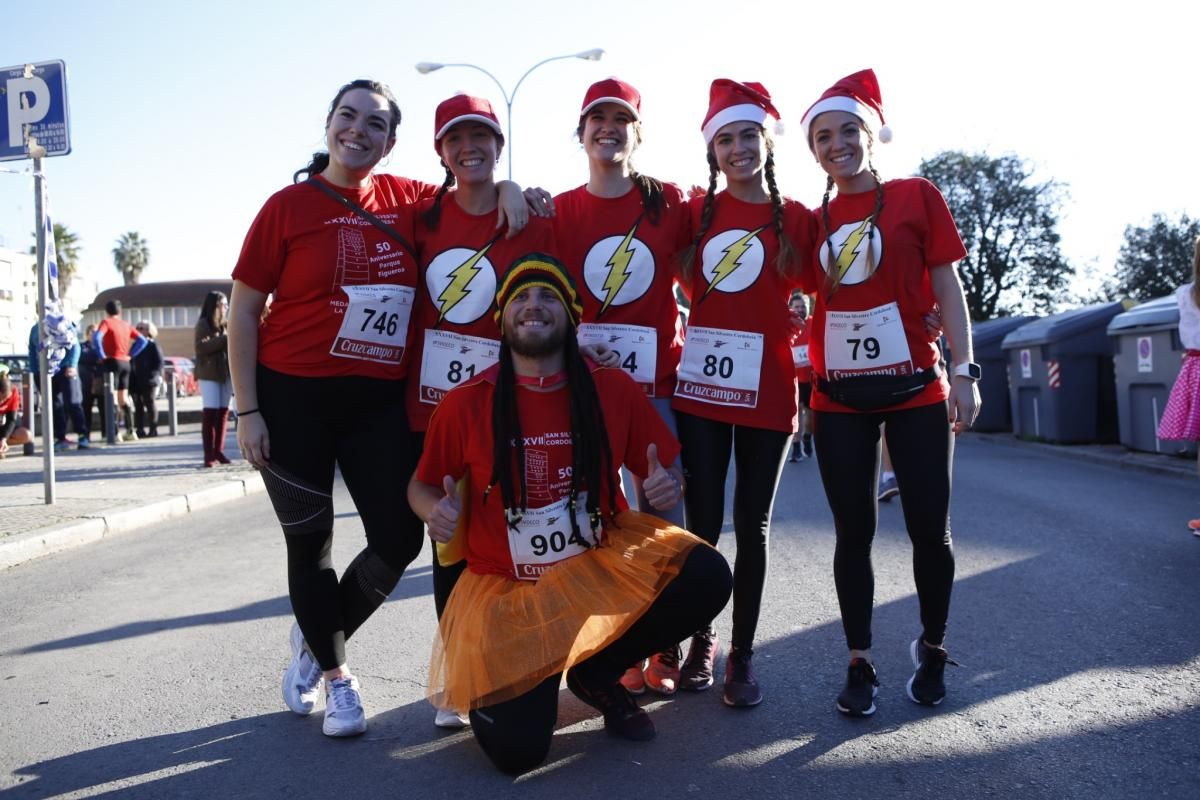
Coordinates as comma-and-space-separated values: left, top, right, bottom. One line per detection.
701, 79, 783, 144
433, 93, 504, 153
580, 78, 641, 120
493, 254, 584, 332
799, 68, 892, 147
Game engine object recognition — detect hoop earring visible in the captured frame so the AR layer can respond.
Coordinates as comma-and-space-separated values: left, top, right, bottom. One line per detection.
379, 154, 392, 168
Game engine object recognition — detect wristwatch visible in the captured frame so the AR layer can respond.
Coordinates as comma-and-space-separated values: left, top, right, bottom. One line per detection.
952, 362, 982, 381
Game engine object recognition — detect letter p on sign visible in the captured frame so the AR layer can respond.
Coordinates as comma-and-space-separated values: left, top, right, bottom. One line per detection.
7, 75, 50, 148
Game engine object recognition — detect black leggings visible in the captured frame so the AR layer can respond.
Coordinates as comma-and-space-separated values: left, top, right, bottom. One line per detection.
258, 364, 425, 670
813, 402, 955, 651
469, 544, 732, 774
674, 411, 791, 652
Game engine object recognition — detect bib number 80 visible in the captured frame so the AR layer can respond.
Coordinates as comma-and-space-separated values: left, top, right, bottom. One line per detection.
703, 354, 734, 379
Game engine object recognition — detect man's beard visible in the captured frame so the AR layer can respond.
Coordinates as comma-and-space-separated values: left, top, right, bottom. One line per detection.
506, 323, 568, 358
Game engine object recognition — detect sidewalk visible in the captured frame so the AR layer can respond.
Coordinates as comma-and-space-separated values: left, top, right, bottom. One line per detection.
0, 420, 262, 570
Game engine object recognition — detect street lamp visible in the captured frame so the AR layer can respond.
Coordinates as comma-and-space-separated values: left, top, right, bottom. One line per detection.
415, 49, 605, 180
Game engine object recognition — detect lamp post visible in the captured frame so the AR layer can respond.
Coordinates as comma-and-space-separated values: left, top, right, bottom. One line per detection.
415, 49, 605, 180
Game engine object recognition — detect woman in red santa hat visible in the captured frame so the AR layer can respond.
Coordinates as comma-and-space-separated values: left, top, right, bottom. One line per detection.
407, 93, 559, 729
549, 78, 693, 698
797, 68, 979, 716
671, 79, 817, 709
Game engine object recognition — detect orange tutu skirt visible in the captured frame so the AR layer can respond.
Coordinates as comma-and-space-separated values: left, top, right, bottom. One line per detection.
427, 510, 708, 713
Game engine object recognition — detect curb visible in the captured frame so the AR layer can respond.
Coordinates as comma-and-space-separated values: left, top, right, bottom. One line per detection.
970, 433, 1196, 480
0, 471, 264, 571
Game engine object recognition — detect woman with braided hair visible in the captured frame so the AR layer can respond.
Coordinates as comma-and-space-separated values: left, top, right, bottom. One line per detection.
409, 255, 731, 773
547, 77, 693, 696
670, 79, 817, 709
797, 69, 979, 717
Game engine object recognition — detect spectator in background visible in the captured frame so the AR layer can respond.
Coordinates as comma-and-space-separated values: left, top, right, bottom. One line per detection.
1157, 235, 1200, 534
131, 321, 165, 438
79, 324, 103, 439
28, 319, 90, 451
194, 290, 232, 467
0, 371, 31, 458
93, 299, 147, 442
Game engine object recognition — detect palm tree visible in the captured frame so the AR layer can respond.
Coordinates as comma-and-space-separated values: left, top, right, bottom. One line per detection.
113, 232, 150, 286
29, 223, 82, 296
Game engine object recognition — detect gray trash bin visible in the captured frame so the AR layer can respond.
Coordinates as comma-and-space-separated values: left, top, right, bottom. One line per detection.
1106, 296, 1197, 457
967, 316, 1036, 432
1000, 302, 1126, 443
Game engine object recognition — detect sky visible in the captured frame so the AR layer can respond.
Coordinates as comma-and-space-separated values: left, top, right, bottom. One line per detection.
1, 0, 1197, 305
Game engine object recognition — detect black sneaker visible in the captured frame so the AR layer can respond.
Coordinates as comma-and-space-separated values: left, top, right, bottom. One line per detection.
802, 434, 813, 458
678, 627, 719, 691
722, 647, 762, 708
566, 666, 656, 741
836, 658, 879, 717
788, 443, 800, 463
906, 639, 959, 706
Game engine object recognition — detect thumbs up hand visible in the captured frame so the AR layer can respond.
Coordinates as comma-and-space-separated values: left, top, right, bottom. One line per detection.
642, 442, 684, 512
428, 475, 462, 543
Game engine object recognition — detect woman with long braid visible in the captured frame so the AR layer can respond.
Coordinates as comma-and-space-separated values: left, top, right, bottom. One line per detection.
797, 69, 979, 716
230, 79, 532, 739
409, 255, 731, 773
551, 78, 692, 696
671, 80, 816, 708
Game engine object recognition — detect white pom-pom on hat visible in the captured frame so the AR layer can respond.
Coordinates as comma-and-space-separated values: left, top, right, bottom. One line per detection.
774, 119, 786, 136
877, 124, 892, 143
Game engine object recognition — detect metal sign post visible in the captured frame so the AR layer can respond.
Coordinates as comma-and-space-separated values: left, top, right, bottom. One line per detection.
34, 145, 55, 503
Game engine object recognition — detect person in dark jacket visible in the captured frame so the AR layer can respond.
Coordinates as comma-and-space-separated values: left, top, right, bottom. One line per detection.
79, 324, 103, 439
131, 321, 165, 438
29, 319, 90, 450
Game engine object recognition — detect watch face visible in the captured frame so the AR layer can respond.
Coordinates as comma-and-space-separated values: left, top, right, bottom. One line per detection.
965, 363, 981, 380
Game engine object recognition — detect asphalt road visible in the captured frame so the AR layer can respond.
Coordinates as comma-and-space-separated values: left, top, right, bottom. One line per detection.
1, 436, 1197, 799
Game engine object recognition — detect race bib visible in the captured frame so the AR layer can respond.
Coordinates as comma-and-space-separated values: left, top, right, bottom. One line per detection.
675, 325, 764, 408
507, 493, 597, 581
823, 302, 913, 379
331, 285, 414, 365
419, 329, 500, 405
577, 323, 658, 395
792, 344, 810, 369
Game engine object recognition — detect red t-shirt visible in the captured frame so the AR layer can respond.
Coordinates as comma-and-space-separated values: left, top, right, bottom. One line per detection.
96, 316, 139, 361
406, 196, 558, 431
0, 389, 19, 414
800, 177, 967, 413
791, 318, 812, 384
671, 192, 817, 432
553, 183, 691, 398
417, 363, 682, 581
232, 173, 436, 379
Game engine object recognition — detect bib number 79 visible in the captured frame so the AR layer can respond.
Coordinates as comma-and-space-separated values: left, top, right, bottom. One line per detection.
846, 337, 880, 360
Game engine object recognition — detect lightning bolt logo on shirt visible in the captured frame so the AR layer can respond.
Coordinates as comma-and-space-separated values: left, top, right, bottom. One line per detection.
703, 226, 766, 300
598, 224, 639, 316
437, 243, 493, 324
832, 217, 874, 283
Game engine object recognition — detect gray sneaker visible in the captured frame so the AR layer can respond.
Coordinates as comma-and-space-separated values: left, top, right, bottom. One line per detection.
878, 475, 899, 503
323, 676, 367, 737
281, 623, 323, 716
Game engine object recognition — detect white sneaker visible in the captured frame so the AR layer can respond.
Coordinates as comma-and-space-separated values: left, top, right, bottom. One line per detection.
434, 707, 470, 729
281, 623, 323, 716
323, 675, 367, 737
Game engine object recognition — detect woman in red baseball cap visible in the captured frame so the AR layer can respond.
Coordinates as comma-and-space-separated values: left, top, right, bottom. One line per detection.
407, 93, 559, 728
550, 77, 694, 698
671, 79, 818, 709
797, 68, 979, 717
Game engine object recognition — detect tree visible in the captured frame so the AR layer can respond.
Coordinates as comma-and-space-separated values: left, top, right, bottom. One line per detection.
112, 232, 150, 286
1111, 213, 1200, 301
29, 223, 82, 296
917, 151, 1071, 320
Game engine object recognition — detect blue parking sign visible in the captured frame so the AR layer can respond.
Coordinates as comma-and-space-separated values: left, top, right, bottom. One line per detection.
1, 60, 70, 162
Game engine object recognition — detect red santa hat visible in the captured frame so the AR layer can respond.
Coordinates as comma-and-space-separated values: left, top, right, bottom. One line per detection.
799, 69, 892, 146
580, 78, 641, 120
701, 79, 783, 144
433, 94, 504, 153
